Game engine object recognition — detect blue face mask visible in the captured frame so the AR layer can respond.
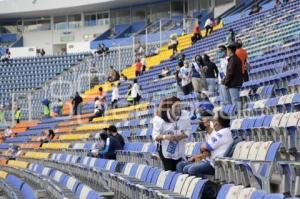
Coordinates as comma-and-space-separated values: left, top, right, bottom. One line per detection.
217, 50, 226, 58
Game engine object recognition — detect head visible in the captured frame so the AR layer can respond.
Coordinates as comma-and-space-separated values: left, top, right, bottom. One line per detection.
229, 29, 234, 34
133, 79, 138, 84
217, 45, 227, 58
136, 59, 140, 63
58, 99, 61, 102
99, 87, 103, 92
75, 92, 79, 96
236, 39, 243, 49
212, 111, 230, 131
108, 125, 118, 136
157, 96, 181, 122
184, 60, 189, 68
199, 113, 214, 131
99, 132, 108, 141
48, 129, 55, 137
110, 66, 114, 70
227, 45, 237, 57
202, 54, 211, 63
111, 83, 115, 88
95, 97, 99, 101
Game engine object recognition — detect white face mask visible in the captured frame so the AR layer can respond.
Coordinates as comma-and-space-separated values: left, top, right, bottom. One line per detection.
210, 121, 214, 129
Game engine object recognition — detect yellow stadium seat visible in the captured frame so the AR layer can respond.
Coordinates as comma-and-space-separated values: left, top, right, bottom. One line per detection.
42, 142, 70, 149
92, 113, 130, 122
76, 123, 109, 132
7, 160, 28, 169
24, 151, 50, 159
0, 171, 8, 179
58, 133, 90, 141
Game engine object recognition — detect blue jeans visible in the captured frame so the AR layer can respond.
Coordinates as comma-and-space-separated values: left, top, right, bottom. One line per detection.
228, 88, 241, 110
219, 84, 230, 105
176, 160, 215, 178
206, 78, 218, 95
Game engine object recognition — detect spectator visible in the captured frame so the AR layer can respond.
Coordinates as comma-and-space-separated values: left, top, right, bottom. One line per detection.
178, 54, 186, 68
179, 60, 193, 95
1, 48, 11, 63
204, 18, 213, 37
40, 48, 45, 56
15, 107, 21, 124
191, 55, 205, 93
174, 65, 182, 92
135, 41, 145, 57
7, 144, 22, 160
283, 0, 289, 5
141, 56, 146, 72
98, 132, 122, 160
39, 129, 55, 147
158, 66, 170, 79
176, 114, 213, 173
54, 99, 63, 116
168, 34, 178, 57
4, 128, 13, 138
72, 92, 83, 115
107, 125, 125, 148
89, 97, 105, 121
153, 46, 160, 55
111, 83, 119, 109
203, 54, 219, 95
217, 45, 230, 105
42, 99, 51, 118
236, 39, 249, 82
275, 0, 282, 8
131, 79, 142, 105
120, 73, 128, 82
177, 111, 233, 178
222, 45, 243, 110
152, 96, 192, 171
98, 87, 106, 102
249, 3, 262, 15
191, 22, 202, 45
192, 92, 214, 120
126, 84, 134, 106
108, 66, 120, 82
226, 29, 236, 46
135, 59, 143, 77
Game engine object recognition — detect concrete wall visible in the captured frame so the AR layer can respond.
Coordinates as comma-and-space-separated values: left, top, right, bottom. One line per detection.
9, 46, 36, 58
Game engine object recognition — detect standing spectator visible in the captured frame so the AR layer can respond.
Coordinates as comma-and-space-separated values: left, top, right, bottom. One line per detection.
111, 83, 119, 109
126, 84, 134, 106
54, 99, 63, 116
226, 29, 236, 46
131, 79, 142, 105
39, 129, 55, 147
141, 56, 147, 72
89, 97, 105, 121
168, 34, 178, 57
135, 41, 145, 57
98, 87, 106, 102
40, 49, 45, 56
98, 132, 122, 160
15, 107, 21, 124
177, 111, 233, 177
191, 55, 205, 93
152, 96, 192, 171
135, 59, 143, 77
107, 125, 125, 148
42, 99, 51, 118
72, 92, 83, 115
179, 60, 193, 95
191, 22, 202, 45
222, 45, 243, 110
203, 54, 219, 95
204, 18, 213, 37
249, 3, 262, 15
217, 45, 230, 105
158, 66, 170, 79
236, 39, 249, 82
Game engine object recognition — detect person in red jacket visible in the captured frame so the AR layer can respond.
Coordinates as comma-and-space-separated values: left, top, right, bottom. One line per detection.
236, 39, 249, 82
222, 45, 243, 111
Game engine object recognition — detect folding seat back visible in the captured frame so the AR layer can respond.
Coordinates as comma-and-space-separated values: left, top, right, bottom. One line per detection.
70, 155, 80, 164
270, 114, 284, 128
180, 176, 196, 195
192, 143, 201, 155
262, 115, 273, 128
94, 159, 106, 169
75, 184, 102, 199
249, 191, 266, 199
21, 183, 36, 199
263, 193, 285, 199
216, 184, 234, 199
121, 163, 135, 175
286, 111, 300, 127
156, 170, 171, 188
278, 113, 291, 128
62, 176, 80, 193
239, 141, 255, 159
237, 187, 256, 199
41, 166, 52, 176
231, 119, 243, 131
256, 141, 273, 161
5, 174, 24, 189
253, 99, 267, 109
136, 165, 151, 181
277, 95, 288, 106
247, 142, 263, 160
225, 185, 244, 199
232, 141, 246, 159
51, 170, 66, 183
149, 168, 161, 184
171, 174, 189, 193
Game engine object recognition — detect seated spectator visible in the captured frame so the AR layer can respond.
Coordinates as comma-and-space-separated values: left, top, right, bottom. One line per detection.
204, 18, 213, 37
108, 66, 120, 82
107, 125, 125, 148
111, 83, 119, 109
191, 22, 202, 45
7, 144, 22, 160
87, 141, 105, 158
53, 99, 63, 116
135, 59, 143, 77
158, 66, 170, 78
249, 3, 262, 15
168, 34, 178, 57
126, 84, 134, 106
39, 129, 55, 147
89, 97, 105, 121
131, 79, 142, 105
226, 29, 236, 46
283, 0, 289, 5
1, 48, 11, 64
179, 60, 193, 95
98, 132, 122, 160
177, 111, 233, 177
98, 87, 106, 102
152, 96, 192, 171
4, 128, 13, 138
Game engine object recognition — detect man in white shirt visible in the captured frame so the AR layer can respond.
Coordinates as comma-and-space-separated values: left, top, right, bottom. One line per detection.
205, 18, 213, 37
131, 79, 142, 105
179, 60, 193, 95
111, 83, 119, 108
217, 45, 230, 105
177, 111, 233, 178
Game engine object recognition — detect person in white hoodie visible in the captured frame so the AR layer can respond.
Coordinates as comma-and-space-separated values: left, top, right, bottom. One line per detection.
217, 45, 230, 105
111, 83, 119, 108
204, 18, 213, 37
131, 79, 142, 105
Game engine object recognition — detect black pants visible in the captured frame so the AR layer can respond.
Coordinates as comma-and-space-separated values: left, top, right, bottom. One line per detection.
191, 33, 202, 44
133, 94, 141, 105
135, 71, 141, 77
112, 100, 118, 109
158, 144, 181, 171
15, 119, 20, 124
182, 83, 193, 95
205, 26, 213, 37
88, 111, 103, 121
243, 71, 249, 82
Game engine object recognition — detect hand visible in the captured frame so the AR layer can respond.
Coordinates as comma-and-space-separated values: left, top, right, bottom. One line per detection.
188, 156, 195, 162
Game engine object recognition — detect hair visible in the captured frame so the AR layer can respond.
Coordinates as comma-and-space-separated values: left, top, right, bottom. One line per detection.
133, 79, 137, 83
99, 87, 103, 91
156, 96, 180, 123
100, 132, 108, 141
218, 45, 227, 51
203, 54, 211, 62
216, 111, 230, 128
227, 45, 237, 54
110, 66, 113, 69
95, 97, 99, 101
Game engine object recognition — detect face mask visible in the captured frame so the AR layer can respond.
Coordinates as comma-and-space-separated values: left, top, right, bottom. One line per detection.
210, 121, 214, 129
217, 50, 225, 58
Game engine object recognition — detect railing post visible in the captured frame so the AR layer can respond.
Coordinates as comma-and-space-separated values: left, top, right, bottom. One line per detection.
159, 19, 162, 48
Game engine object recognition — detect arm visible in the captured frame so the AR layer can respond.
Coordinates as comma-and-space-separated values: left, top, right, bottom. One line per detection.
223, 59, 234, 85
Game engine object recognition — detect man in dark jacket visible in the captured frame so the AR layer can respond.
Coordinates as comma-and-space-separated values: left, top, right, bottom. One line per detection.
72, 92, 83, 115
222, 45, 243, 110
107, 125, 125, 148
